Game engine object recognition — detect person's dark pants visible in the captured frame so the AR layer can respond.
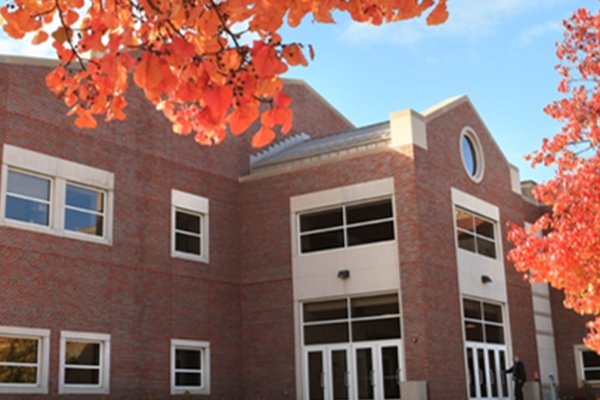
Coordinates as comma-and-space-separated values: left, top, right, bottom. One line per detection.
514, 381, 524, 400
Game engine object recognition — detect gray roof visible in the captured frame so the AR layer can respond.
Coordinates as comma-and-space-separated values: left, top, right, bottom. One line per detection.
251, 121, 391, 171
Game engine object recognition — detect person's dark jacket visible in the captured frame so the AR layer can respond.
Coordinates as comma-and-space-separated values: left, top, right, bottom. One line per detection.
507, 361, 527, 383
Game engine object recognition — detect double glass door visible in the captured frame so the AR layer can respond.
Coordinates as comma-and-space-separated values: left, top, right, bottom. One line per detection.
466, 343, 509, 400
304, 341, 402, 400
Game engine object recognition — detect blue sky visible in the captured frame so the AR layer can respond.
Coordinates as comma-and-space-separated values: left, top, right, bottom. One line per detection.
277, 0, 596, 182
0, 0, 595, 181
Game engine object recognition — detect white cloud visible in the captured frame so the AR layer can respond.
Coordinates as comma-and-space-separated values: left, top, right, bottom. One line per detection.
339, 0, 571, 45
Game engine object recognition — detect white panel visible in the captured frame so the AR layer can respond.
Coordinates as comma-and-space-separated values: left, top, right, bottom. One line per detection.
533, 296, 551, 314
389, 109, 427, 150
510, 166, 521, 195
534, 315, 554, 334
531, 283, 550, 297
172, 189, 209, 213
290, 178, 394, 213
293, 242, 400, 300
457, 250, 507, 302
451, 187, 499, 220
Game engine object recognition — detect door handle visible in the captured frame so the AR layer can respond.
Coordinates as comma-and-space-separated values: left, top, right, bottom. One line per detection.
345, 371, 349, 387
396, 368, 401, 385
321, 372, 325, 388
371, 370, 376, 386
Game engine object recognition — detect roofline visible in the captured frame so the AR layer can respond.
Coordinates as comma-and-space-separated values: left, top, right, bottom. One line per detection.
283, 78, 355, 129
0, 54, 58, 68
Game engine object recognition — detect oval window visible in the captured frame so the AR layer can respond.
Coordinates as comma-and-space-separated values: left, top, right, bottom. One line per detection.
460, 129, 484, 181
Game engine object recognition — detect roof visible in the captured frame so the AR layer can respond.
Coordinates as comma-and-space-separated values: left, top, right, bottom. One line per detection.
250, 121, 391, 171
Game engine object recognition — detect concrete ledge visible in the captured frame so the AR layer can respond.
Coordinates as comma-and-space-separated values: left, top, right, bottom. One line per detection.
401, 381, 428, 400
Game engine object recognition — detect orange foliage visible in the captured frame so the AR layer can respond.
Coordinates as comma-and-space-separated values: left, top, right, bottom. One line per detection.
1, 0, 448, 147
508, 8, 600, 352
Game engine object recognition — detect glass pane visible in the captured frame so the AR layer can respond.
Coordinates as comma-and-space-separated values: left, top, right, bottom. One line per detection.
176, 211, 201, 234
346, 200, 393, 224
66, 185, 103, 212
584, 369, 600, 381
331, 350, 348, 400
488, 349, 498, 397
455, 209, 474, 232
477, 238, 496, 258
381, 347, 400, 399
0, 338, 38, 363
65, 368, 100, 385
467, 348, 476, 398
465, 322, 484, 342
499, 351, 508, 396
304, 323, 349, 345
308, 352, 324, 400
64, 209, 103, 236
351, 295, 399, 318
300, 208, 343, 232
475, 218, 495, 239
463, 299, 482, 320
356, 348, 374, 400
352, 318, 401, 341
583, 351, 600, 367
176, 349, 201, 369
5, 196, 49, 226
65, 342, 100, 365
304, 300, 348, 322
483, 303, 503, 323
7, 170, 50, 200
462, 136, 477, 176
175, 233, 201, 255
175, 372, 201, 387
347, 222, 394, 246
477, 349, 487, 397
0, 366, 37, 384
457, 232, 476, 252
301, 230, 344, 253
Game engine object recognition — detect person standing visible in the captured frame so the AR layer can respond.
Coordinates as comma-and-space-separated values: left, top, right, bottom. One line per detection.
505, 356, 527, 400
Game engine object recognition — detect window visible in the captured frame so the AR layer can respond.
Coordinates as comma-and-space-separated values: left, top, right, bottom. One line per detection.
5, 170, 51, 227
0, 326, 50, 394
171, 339, 210, 395
302, 294, 401, 345
59, 331, 110, 394
462, 299, 505, 344
455, 207, 497, 258
575, 346, 600, 385
299, 198, 395, 253
171, 189, 209, 263
0, 145, 114, 244
460, 128, 484, 182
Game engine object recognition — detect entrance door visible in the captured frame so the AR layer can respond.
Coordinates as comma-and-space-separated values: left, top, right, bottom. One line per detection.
465, 343, 509, 400
304, 341, 402, 400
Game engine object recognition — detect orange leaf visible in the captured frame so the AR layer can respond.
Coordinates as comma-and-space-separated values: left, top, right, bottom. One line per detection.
282, 44, 308, 66
64, 9, 79, 25
133, 53, 161, 90
51, 26, 71, 44
74, 110, 97, 129
203, 85, 233, 121
252, 126, 276, 148
251, 41, 288, 78
426, 0, 448, 25
228, 101, 259, 135
31, 30, 48, 45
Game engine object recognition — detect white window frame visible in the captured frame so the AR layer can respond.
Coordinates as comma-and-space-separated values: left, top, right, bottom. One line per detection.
0, 145, 114, 245
59, 331, 110, 394
171, 189, 209, 263
0, 326, 50, 394
170, 339, 210, 395
455, 206, 498, 259
297, 197, 395, 255
459, 126, 485, 183
574, 345, 600, 387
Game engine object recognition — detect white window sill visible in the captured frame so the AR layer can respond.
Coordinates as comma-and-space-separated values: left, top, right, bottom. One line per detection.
0, 218, 112, 245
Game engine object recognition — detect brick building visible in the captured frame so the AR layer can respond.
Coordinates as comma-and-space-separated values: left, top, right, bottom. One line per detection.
0, 55, 596, 400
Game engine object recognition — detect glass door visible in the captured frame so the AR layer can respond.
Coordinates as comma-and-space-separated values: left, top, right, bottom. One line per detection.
305, 346, 351, 400
351, 341, 402, 400
465, 343, 509, 400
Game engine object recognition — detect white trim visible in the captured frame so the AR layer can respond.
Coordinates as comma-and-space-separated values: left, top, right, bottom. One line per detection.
170, 339, 211, 395
0, 145, 114, 245
574, 345, 600, 387
0, 326, 50, 394
459, 127, 485, 183
59, 331, 111, 395
451, 188, 499, 221
171, 190, 209, 263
